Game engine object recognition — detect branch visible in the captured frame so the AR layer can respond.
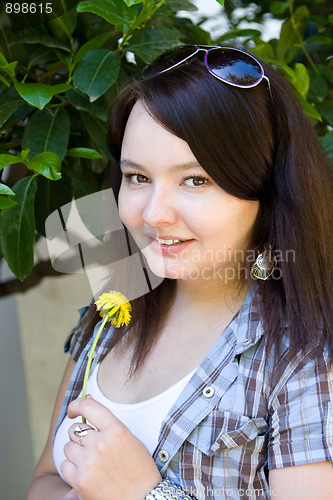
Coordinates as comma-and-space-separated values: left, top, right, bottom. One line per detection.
0, 260, 63, 298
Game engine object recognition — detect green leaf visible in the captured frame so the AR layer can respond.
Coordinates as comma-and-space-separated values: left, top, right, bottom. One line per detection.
9, 35, 71, 52
66, 88, 109, 121
317, 64, 333, 84
0, 184, 15, 195
0, 54, 17, 77
293, 63, 309, 99
296, 94, 322, 121
73, 49, 121, 102
76, 0, 139, 30
66, 148, 103, 159
63, 166, 95, 199
308, 70, 328, 102
251, 42, 275, 61
127, 27, 181, 64
294, 5, 309, 24
270, 0, 292, 14
0, 150, 61, 180
161, 0, 198, 11
48, 8, 77, 38
0, 61, 17, 80
28, 46, 54, 68
276, 19, 299, 62
215, 0, 224, 5
317, 101, 333, 127
34, 172, 72, 237
27, 152, 62, 180
14, 82, 54, 110
74, 31, 113, 64
0, 175, 37, 280
0, 88, 24, 128
52, 83, 72, 94
79, 111, 110, 158
304, 34, 333, 52
321, 132, 333, 164
0, 196, 17, 208
54, 49, 73, 68
0, 53, 8, 66
19, 149, 30, 161
124, 0, 144, 5
22, 108, 70, 160
0, 74, 10, 87
216, 29, 261, 43
0, 153, 20, 171
278, 62, 295, 80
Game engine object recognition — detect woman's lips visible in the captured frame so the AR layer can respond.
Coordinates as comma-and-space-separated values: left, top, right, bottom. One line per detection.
147, 236, 194, 255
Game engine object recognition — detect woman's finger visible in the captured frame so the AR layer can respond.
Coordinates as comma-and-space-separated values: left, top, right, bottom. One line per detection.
69, 423, 96, 446
64, 440, 83, 464
60, 459, 77, 488
68, 396, 122, 432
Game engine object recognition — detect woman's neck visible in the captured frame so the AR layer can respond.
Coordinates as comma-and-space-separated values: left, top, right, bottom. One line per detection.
173, 277, 250, 317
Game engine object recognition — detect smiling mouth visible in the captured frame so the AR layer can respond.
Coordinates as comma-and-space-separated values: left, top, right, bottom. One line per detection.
156, 237, 186, 245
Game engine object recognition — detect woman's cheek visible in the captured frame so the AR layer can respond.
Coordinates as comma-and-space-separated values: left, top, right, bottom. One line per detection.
118, 192, 143, 238
118, 188, 130, 226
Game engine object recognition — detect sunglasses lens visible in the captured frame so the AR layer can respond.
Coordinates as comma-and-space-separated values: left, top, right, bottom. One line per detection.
207, 48, 262, 87
143, 46, 197, 77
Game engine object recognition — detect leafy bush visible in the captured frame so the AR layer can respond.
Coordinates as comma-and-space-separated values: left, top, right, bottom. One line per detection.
0, 0, 331, 288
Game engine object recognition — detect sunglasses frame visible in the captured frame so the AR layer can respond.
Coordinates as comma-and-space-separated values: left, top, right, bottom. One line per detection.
143, 45, 272, 95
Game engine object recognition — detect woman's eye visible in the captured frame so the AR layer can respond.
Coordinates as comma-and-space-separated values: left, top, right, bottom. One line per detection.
182, 176, 209, 187
124, 173, 149, 184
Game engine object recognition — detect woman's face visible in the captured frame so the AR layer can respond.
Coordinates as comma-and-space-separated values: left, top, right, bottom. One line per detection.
118, 100, 259, 283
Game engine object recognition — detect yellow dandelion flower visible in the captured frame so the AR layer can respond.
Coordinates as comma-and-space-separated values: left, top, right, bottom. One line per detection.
81, 291, 132, 421
94, 290, 132, 327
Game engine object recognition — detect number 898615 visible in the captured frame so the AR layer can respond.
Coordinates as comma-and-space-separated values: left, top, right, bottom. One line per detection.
5, 3, 53, 14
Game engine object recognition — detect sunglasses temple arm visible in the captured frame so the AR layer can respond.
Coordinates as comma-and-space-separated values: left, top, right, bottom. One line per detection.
263, 75, 274, 102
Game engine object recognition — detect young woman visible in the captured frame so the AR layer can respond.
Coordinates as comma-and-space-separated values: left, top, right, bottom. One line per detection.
28, 46, 333, 500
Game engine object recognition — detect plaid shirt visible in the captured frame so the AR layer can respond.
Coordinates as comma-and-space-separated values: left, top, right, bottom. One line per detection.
56, 289, 333, 499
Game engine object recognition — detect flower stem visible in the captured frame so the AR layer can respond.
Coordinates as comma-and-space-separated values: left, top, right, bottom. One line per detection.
81, 315, 108, 423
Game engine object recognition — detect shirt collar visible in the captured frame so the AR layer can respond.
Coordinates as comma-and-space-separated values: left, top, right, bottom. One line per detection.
233, 285, 265, 355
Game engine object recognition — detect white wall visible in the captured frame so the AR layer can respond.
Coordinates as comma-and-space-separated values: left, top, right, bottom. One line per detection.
18, 271, 92, 462
0, 264, 34, 499
0, 260, 92, 498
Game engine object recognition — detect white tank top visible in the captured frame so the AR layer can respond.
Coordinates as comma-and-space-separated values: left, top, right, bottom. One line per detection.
53, 363, 195, 478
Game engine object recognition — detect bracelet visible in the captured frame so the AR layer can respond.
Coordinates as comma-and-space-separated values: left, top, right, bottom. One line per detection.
145, 478, 194, 500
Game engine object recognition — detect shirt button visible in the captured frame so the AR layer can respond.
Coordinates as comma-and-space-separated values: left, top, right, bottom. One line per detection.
157, 450, 169, 462
243, 338, 252, 346
202, 386, 215, 398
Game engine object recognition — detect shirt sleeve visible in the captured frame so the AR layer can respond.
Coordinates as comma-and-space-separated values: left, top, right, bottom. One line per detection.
267, 347, 333, 469
63, 302, 92, 362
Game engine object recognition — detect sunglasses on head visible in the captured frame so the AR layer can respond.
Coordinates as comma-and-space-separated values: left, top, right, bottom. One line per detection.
143, 45, 271, 94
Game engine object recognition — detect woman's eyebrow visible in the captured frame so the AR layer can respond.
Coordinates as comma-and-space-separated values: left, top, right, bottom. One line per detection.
120, 159, 146, 171
120, 159, 203, 171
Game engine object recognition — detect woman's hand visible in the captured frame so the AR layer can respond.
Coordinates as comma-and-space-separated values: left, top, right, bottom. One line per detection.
61, 396, 162, 500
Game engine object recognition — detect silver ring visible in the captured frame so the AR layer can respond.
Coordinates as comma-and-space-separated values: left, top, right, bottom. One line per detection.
73, 425, 92, 445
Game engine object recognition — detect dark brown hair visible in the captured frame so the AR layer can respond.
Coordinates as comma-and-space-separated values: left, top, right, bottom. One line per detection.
77, 48, 333, 374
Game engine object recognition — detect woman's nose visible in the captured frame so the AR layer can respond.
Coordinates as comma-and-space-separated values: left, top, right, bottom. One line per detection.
142, 185, 177, 227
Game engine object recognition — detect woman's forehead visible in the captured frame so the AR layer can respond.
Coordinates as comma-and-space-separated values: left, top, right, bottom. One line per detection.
121, 100, 197, 166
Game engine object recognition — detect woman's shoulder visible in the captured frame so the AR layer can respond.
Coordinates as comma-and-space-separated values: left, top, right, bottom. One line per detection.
64, 301, 115, 363
63, 305, 91, 360
263, 332, 333, 403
